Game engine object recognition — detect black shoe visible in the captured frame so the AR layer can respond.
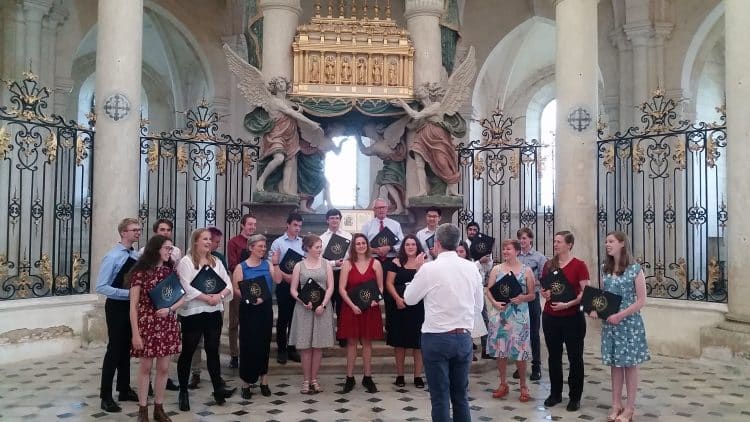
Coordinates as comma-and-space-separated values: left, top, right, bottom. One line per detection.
213, 387, 236, 405
393, 376, 405, 387
229, 356, 239, 368
277, 350, 288, 365
544, 395, 562, 407
148, 382, 154, 397
481, 353, 494, 360
530, 367, 542, 381
566, 400, 581, 411
340, 376, 355, 394
362, 376, 378, 393
166, 377, 179, 391
288, 349, 301, 363
100, 398, 121, 413
117, 388, 138, 402
178, 390, 190, 411
338, 339, 347, 348
512, 369, 520, 379
241, 386, 252, 399
260, 384, 272, 396
187, 372, 200, 389
414, 377, 425, 389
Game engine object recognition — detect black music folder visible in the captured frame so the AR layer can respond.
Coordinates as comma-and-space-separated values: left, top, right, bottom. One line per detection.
580, 286, 622, 320
112, 257, 137, 288
348, 279, 382, 311
279, 249, 304, 275
489, 272, 522, 302
190, 265, 227, 294
323, 234, 350, 261
239, 276, 271, 304
469, 233, 495, 261
299, 277, 326, 309
541, 268, 578, 303
148, 272, 185, 309
370, 227, 399, 248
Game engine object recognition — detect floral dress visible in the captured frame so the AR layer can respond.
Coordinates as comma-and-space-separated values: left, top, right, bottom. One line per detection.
600, 263, 650, 367
130, 266, 181, 358
486, 266, 531, 360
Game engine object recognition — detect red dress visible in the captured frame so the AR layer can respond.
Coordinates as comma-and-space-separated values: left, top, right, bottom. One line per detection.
130, 266, 181, 358
337, 258, 384, 340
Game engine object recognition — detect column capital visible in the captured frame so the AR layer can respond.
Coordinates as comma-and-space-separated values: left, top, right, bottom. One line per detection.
21, 0, 54, 17
653, 21, 674, 41
259, 0, 301, 16
404, 0, 444, 20
623, 22, 653, 45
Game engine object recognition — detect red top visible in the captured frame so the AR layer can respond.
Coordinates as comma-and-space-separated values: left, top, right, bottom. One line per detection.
337, 258, 384, 340
227, 234, 248, 273
541, 257, 590, 317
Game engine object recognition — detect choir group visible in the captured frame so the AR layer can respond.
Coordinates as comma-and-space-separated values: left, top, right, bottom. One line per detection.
95, 199, 649, 422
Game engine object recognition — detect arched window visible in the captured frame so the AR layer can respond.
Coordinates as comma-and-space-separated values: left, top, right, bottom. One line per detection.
324, 136, 359, 208
539, 99, 556, 208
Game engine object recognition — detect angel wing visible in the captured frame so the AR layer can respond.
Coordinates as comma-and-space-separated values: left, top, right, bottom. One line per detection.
437, 46, 476, 117
382, 116, 410, 149
223, 43, 274, 111
299, 118, 334, 151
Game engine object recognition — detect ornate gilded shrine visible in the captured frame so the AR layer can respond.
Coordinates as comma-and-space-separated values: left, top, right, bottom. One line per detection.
292, 1, 414, 99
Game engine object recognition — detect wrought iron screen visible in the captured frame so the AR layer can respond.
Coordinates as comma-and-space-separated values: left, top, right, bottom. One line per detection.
0, 71, 94, 300
138, 101, 259, 250
596, 91, 727, 302
456, 110, 555, 258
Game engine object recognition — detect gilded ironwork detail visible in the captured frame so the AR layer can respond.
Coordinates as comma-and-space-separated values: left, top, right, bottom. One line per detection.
176, 144, 188, 173
472, 155, 484, 180
43, 132, 57, 163
147, 141, 159, 172
597, 91, 727, 303
38, 254, 53, 292
1, 125, 12, 159
216, 146, 227, 176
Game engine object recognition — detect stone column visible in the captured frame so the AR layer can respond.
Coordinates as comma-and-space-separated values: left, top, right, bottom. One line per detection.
724, 0, 750, 325
258, 0, 301, 80
90, 0, 143, 277
22, 0, 53, 78
554, 0, 598, 267
624, 24, 650, 108
404, 0, 444, 87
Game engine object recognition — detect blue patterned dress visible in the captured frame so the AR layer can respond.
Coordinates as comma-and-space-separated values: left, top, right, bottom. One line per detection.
600, 263, 651, 367
486, 266, 531, 361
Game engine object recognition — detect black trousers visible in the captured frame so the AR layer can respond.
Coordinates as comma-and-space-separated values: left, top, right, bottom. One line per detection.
100, 299, 132, 399
529, 293, 542, 368
542, 312, 586, 401
178, 311, 223, 392
275, 282, 295, 352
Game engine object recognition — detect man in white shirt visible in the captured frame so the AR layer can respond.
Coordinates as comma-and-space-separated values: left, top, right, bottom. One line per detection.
404, 223, 483, 422
360, 198, 404, 263
320, 208, 352, 339
416, 206, 441, 261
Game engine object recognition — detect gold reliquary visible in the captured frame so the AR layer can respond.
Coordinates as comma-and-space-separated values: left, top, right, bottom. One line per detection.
292, 1, 414, 99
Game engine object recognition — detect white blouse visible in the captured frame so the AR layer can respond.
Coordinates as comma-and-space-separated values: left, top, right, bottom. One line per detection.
175, 256, 233, 317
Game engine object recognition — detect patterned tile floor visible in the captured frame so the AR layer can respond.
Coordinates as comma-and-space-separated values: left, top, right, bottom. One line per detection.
1, 334, 749, 421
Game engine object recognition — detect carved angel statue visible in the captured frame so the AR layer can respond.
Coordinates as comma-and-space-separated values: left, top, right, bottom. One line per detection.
356, 117, 410, 214
297, 122, 346, 213
392, 46, 476, 197
223, 44, 327, 196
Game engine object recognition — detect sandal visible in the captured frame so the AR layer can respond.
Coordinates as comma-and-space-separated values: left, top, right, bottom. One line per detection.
615, 408, 634, 422
519, 386, 531, 402
300, 380, 310, 394
607, 405, 623, 422
310, 379, 322, 394
492, 383, 509, 399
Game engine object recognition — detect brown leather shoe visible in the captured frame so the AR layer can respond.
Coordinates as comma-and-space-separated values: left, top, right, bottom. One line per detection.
137, 405, 150, 422
153, 403, 172, 422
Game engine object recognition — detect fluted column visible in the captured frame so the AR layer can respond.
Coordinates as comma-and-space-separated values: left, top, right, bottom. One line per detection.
404, 0, 443, 87
259, 0, 301, 80
22, 0, 53, 78
725, 0, 750, 325
90, 0, 143, 277
554, 0, 598, 266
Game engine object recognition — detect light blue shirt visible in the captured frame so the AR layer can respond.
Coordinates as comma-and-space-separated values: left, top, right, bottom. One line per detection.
518, 248, 547, 292
269, 232, 305, 262
361, 217, 404, 258
95, 243, 140, 300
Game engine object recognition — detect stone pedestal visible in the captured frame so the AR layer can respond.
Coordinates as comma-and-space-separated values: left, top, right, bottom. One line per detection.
700, 0, 750, 361
553, 0, 598, 268
243, 201, 299, 235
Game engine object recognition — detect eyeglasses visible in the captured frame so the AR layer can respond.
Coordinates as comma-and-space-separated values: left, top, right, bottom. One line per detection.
126, 229, 143, 232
